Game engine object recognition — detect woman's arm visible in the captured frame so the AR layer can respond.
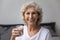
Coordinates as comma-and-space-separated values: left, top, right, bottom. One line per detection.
46, 32, 53, 40
10, 35, 15, 40
10, 28, 23, 40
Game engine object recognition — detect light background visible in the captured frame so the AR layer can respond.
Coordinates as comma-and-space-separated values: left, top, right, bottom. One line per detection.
0, 0, 60, 34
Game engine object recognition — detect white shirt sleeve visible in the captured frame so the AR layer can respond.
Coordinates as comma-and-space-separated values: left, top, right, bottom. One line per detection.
46, 32, 53, 40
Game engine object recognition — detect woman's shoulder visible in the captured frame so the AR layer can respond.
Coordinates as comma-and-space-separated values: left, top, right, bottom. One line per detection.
39, 27, 50, 38
40, 27, 50, 34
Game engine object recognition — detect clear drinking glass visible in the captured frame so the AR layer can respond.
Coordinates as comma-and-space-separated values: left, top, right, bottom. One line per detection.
16, 25, 23, 36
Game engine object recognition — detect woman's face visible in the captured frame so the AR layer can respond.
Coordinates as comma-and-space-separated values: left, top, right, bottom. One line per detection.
24, 7, 39, 25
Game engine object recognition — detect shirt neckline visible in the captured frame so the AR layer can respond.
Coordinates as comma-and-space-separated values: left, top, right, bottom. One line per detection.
26, 26, 42, 39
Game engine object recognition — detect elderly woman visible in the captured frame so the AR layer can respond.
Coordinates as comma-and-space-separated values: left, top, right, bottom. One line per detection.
10, 2, 53, 40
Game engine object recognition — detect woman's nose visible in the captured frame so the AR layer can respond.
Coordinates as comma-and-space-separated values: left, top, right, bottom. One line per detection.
29, 14, 33, 19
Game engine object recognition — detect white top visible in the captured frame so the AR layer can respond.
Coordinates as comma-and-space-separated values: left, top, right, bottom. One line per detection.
15, 25, 53, 40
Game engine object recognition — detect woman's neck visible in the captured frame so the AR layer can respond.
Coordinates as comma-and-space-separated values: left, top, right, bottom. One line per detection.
27, 24, 40, 32
27, 24, 41, 37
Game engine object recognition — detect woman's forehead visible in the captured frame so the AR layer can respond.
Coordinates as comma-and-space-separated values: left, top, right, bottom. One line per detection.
25, 7, 36, 12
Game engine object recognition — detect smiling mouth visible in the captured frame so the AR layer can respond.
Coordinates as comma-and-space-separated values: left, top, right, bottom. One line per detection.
29, 20, 35, 22
30, 21, 33, 22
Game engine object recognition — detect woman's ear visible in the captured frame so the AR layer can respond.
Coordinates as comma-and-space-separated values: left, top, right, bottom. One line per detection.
40, 14, 42, 22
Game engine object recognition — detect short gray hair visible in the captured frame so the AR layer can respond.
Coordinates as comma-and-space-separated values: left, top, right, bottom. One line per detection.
21, 2, 42, 15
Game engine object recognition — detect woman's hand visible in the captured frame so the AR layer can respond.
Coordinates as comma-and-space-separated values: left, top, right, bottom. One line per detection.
12, 28, 23, 37
10, 28, 23, 40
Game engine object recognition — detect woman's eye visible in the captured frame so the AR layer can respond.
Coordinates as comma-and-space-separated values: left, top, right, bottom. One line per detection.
32, 12, 36, 14
25, 12, 37, 15
26, 12, 30, 15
